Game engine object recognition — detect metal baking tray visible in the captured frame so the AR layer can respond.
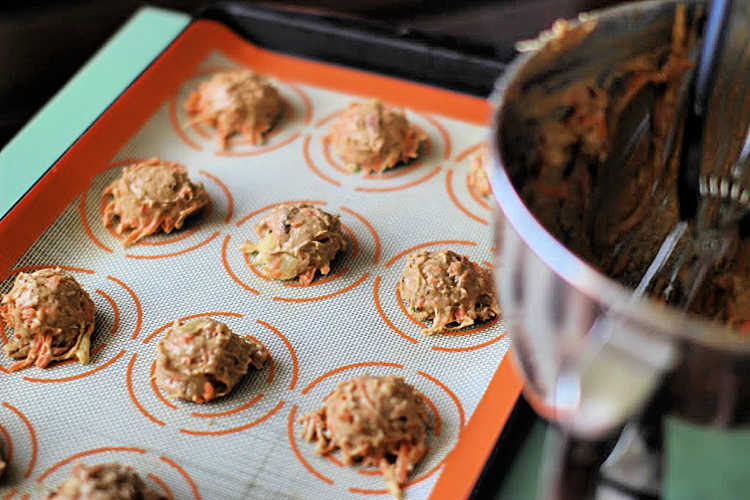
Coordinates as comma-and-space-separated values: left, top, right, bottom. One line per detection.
0, 4, 527, 499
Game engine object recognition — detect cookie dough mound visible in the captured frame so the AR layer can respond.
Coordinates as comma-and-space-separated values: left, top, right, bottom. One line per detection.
468, 147, 492, 198
328, 100, 425, 174
102, 158, 209, 247
184, 69, 282, 149
155, 318, 267, 404
1, 268, 95, 371
298, 374, 431, 499
44, 462, 165, 500
240, 204, 347, 285
398, 249, 499, 335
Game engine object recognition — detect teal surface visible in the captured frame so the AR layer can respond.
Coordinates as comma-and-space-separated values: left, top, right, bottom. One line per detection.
665, 417, 750, 500
496, 420, 544, 499
0, 7, 190, 218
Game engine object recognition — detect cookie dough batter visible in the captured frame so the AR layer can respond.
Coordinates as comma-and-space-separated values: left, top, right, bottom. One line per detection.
184, 69, 282, 149
44, 462, 165, 500
298, 374, 431, 499
468, 147, 492, 198
240, 204, 347, 285
328, 100, 425, 174
102, 158, 209, 247
155, 318, 267, 404
1, 268, 95, 371
399, 249, 499, 335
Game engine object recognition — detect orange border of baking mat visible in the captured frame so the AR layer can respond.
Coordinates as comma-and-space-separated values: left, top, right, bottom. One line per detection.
0, 19, 520, 499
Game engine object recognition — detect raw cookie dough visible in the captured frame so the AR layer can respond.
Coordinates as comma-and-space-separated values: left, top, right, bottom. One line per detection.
398, 249, 499, 335
298, 374, 431, 499
155, 318, 267, 404
184, 69, 282, 149
44, 462, 165, 500
1, 268, 95, 371
328, 100, 425, 174
240, 204, 347, 285
468, 147, 492, 198
102, 158, 210, 247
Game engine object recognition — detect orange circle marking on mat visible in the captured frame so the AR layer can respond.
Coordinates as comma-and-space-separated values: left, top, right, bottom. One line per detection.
0, 489, 16, 500
256, 319, 298, 390
373, 276, 417, 344
107, 275, 142, 340
431, 332, 506, 353
235, 199, 327, 228
190, 393, 264, 419
453, 141, 485, 164
287, 405, 334, 485
417, 371, 464, 429
245, 333, 275, 385
272, 272, 369, 303
143, 312, 244, 344
215, 132, 300, 157
354, 165, 441, 193
95, 289, 120, 339
2, 403, 36, 478
290, 84, 313, 125
314, 109, 342, 128
159, 456, 201, 500
221, 235, 260, 295
169, 94, 202, 151
124, 231, 219, 260
243, 253, 271, 281
347, 457, 446, 494
303, 135, 341, 187
342, 223, 360, 261
37, 447, 147, 482
22, 350, 126, 384
340, 206, 380, 264
126, 353, 166, 427
301, 361, 404, 395
395, 285, 426, 329
482, 260, 494, 269
421, 395, 442, 438
445, 169, 488, 225
178, 400, 284, 436
0, 423, 13, 467
420, 113, 451, 160
466, 171, 493, 212
384, 240, 477, 268
148, 473, 175, 500
150, 360, 177, 411
79, 188, 113, 253
198, 170, 234, 223
0, 317, 7, 347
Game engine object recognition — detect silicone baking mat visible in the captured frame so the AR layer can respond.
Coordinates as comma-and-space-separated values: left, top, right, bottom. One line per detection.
0, 20, 522, 500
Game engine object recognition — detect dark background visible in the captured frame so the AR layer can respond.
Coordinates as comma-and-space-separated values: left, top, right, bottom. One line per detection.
0, 0, 620, 148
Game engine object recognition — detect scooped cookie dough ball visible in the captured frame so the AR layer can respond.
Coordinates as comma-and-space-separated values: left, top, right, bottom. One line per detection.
1, 268, 95, 371
298, 374, 431, 499
155, 318, 267, 404
184, 69, 282, 149
468, 147, 492, 198
102, 158, 209, 247
398, 249, 499, 335
43, 462, 165, 500
240, 204, 347, 285
328, 100, 425, 174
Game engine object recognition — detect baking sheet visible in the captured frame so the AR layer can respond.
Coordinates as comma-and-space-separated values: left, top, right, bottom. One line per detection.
0, 22, 518, 500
